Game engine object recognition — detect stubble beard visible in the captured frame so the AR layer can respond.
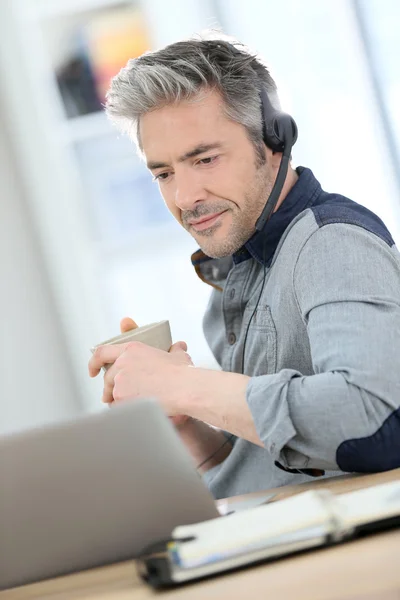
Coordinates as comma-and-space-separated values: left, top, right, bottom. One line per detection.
188, 168, 274, 259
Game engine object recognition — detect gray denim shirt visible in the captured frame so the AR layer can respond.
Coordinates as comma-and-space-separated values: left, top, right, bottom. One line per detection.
193, 167, 400, 499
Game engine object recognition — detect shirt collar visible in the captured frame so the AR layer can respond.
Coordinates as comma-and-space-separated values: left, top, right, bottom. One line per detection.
236, 166, 322, 266
191, 166, 322, 282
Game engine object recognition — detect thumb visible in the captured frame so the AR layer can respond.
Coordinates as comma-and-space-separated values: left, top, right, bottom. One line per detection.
169, 340, 188, 353
120, 317, 138, 334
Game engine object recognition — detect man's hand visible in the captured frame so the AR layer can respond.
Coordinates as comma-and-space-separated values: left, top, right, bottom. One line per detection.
88, 316, 260, 469
89, 317, 260, 450
88, 316, 191, 425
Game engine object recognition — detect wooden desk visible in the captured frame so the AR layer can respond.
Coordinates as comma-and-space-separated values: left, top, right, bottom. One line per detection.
2, 469, 399, 600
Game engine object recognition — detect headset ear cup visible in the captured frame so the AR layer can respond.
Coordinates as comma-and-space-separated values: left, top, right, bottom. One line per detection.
263, 117, 284, 152
263, 114, 298, 152
260, 89, 298, 150
273, 117, 286, 146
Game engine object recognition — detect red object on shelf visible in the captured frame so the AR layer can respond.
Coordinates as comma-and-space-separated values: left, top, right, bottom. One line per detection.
84, 6, 151, 103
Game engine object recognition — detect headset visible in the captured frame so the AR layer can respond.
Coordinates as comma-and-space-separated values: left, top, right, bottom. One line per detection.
196, 88, 298, 471
256, 88, 298, 230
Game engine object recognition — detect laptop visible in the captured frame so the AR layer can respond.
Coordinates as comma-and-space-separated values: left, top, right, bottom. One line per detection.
0, 399, 219, 590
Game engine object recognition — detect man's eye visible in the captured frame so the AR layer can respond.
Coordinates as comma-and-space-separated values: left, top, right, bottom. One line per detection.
153, 172, 171, 182
198, 156, 218, 165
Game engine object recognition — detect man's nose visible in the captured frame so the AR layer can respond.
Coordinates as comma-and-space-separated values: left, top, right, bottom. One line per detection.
174, 171, 206, 211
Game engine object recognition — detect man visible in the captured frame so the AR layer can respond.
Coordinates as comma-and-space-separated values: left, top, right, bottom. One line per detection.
89, 37, 400, 499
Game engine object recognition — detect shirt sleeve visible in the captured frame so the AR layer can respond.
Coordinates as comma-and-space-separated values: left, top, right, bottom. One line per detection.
246, 223, 400, 472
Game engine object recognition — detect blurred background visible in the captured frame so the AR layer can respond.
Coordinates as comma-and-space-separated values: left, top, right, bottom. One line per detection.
0, 0, 399, 434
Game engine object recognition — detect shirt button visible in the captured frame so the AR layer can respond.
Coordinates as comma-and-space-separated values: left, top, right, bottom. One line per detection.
228, 333, 236, 345
230, 288, 236, 300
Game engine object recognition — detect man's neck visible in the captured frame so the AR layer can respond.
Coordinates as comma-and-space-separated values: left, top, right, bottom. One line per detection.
273, 165, 299, 214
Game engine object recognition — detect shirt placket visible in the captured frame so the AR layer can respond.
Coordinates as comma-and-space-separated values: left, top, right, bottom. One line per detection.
222, 263, 249, 373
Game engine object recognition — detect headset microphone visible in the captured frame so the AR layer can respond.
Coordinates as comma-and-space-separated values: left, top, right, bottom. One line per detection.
255, 88, 298, 231
197, 85, 299, 471
239, 88, 298, 375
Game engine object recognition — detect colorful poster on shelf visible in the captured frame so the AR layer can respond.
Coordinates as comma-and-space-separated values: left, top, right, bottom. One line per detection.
83, 6, 151, 104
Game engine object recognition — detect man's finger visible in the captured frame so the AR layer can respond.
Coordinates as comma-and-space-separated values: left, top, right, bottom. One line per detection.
169, 341, 188, 353
120, 317, 138, 334
169, 415, 190, 427
102, 361, 118, 404
169, 341, 194, 366
88, 343, 129, 377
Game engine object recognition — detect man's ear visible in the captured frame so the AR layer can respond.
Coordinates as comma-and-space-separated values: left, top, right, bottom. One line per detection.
267, 147, 283, 171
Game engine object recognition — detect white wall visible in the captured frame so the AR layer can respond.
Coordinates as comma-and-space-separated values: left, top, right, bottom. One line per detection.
0, 107, 83, 434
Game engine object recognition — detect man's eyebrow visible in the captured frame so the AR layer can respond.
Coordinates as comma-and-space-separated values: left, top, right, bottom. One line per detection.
146, 143, 223, 170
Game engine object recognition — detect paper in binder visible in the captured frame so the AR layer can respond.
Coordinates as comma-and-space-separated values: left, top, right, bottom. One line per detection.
137, 480, 400, 588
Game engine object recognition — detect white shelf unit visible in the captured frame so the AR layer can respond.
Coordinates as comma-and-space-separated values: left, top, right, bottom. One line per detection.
1, 0, 222, 415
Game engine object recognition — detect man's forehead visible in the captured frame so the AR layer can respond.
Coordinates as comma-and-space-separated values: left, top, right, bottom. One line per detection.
140, 91, 227, 142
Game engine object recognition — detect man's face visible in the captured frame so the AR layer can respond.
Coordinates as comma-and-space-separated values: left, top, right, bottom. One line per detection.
140, 90, 275, 258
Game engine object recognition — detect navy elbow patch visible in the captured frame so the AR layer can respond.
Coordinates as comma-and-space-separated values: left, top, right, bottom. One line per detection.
336, 407, 400, 472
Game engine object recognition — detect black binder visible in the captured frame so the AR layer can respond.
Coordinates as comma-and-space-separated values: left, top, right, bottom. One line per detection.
136, 482, 400, 589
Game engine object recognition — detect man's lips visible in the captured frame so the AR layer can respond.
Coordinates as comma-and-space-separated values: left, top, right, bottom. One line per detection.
188, 211, 227, 231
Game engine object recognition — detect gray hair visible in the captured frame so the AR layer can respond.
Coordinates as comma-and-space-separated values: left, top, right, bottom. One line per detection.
106, 35, 280, 162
